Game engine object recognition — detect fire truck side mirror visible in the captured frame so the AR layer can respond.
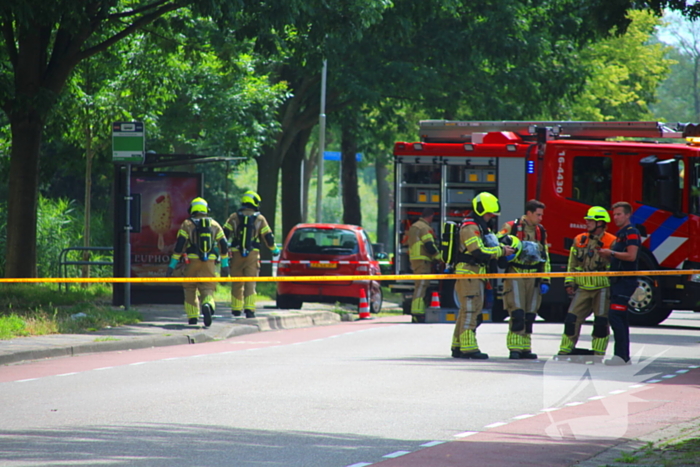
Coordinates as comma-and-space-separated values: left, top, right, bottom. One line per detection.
639, 155, 658, 167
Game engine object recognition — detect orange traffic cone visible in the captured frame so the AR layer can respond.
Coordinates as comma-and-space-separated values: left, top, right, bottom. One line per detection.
429, 291, 441, 309
357, 288, 371, 320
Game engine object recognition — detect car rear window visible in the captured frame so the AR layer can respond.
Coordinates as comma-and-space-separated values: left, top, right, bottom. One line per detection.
287, 228, 359, 254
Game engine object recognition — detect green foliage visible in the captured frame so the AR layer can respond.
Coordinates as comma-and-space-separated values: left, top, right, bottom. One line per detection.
0, 283, 137, 339
559, 10, 673, 121
0, 194, 113, 279
57, 303, 141, 334
0, 315, 28, 339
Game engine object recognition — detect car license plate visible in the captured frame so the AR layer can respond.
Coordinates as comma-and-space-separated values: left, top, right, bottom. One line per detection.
309, 263, 337, 269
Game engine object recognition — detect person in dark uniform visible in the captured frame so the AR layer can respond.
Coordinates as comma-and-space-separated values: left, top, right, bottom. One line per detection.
598, 201, 640, 366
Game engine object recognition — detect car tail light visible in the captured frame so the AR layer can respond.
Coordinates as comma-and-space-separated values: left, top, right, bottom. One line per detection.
356, 265, 368, 272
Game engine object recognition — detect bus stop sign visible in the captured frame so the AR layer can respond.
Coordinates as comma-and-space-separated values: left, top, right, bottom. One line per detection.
112, 122, 145, 164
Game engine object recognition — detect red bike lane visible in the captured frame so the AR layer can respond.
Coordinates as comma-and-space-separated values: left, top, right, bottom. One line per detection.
372, 366, 700, 467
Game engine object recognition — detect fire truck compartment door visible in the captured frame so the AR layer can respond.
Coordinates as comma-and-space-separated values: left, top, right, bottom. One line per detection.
498, 157, 526, 223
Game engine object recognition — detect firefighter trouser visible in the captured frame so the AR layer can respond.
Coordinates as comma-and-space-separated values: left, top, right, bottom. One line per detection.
452, 278, 484, 355
559, 287, 610, 355
182, 258, 217, 319
230, 250, 260, 312
609, 278, 636, 362
410, 260, 432, 315
503, 278, 540, 352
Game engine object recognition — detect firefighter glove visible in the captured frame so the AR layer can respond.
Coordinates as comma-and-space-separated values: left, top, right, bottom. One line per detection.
505, 253, 516, 262
165, 267, 174, 278
272, 247, 281, 256
540, 283, 550, 295
565, 283, 575, 298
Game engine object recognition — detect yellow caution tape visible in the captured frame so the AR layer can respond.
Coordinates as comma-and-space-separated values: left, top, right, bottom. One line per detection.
0, 269, 699, 284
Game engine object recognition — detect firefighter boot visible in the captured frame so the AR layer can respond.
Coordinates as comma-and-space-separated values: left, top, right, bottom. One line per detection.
202, 303, 213, 327
232, 297, 244, 317
244, 295, 256, 318
457, 350, 489, 360
509, 350, 540, 360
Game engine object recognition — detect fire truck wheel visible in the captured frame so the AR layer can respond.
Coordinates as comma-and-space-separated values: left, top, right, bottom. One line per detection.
491, 301, 508, 323
537, 304, 566, 323
627, 251, 673, 326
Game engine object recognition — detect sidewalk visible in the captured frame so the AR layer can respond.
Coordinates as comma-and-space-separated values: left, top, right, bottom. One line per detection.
0, 300, 346, 366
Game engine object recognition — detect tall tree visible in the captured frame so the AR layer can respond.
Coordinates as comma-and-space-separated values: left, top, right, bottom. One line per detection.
1, 1, 202, 277
653, 11, 700, 122
248, 0, 390, 242
557, 10, 672, 121
0, 0, 309, 277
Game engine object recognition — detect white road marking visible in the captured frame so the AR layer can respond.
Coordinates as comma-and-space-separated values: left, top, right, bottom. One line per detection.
484, 421, 508, 429
383, 451, 410, 458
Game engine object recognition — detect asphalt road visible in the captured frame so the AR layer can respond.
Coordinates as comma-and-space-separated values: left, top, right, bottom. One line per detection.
0, 311, 698, 467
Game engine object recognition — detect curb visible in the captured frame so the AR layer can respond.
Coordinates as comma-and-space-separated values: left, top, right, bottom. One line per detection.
0, 310, 342, 366
572, 417, 700, 467
0, 335, 193, 366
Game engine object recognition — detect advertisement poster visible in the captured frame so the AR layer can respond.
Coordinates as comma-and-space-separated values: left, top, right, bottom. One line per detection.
130, 173, 201, 279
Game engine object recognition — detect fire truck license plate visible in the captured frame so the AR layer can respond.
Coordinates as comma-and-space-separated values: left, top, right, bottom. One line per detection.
309, 263, 337, 269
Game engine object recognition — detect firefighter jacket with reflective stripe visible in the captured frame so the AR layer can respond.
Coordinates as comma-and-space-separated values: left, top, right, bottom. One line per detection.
408, 218, 439, 261
498, 216, 551, 282
172, 215, 227, 261
223, 208, 274, 253
456, 220, 504, 276
565, 231, 616, 290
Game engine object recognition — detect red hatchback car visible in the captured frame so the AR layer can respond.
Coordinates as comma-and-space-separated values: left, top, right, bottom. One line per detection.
276, 223, 383, 313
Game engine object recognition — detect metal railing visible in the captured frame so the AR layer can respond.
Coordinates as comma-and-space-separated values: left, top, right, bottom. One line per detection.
58, 247, 114, 291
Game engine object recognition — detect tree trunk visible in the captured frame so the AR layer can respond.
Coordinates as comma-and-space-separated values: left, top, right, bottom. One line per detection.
341, 125, 361, 226
256, 148, 281, 276
375, 155, 391, 252
281, 128, 312, 237
5, 114, 43, 277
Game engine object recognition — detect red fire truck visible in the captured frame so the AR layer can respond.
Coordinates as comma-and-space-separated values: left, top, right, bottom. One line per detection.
392, 120, 700, 326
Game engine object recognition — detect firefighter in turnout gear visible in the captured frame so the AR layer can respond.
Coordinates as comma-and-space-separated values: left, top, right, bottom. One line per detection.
166, 197, 229, 327
451, 192, 514, 359
558, 206, 616, 358
223, 191, 279, 318
408, 208, 441, 323
498, 199, 550, 360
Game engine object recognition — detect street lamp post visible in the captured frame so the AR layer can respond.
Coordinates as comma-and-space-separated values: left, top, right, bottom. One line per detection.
315, 59, 327, 223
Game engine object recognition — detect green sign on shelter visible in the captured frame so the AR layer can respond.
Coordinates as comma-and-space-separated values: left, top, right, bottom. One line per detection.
112, 122, 145, 164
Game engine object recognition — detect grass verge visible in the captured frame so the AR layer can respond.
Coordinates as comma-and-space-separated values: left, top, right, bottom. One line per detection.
0, 284, 141, 340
